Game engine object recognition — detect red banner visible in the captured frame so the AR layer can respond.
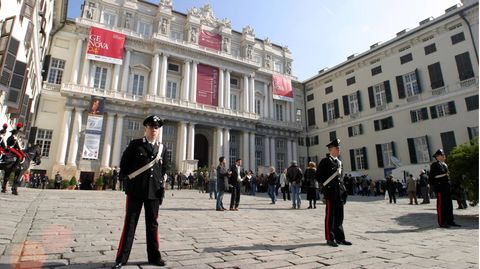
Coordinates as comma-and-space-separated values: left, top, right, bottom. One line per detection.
86, 27, 125, 64
196, 64, 219, 106
272, 74, 294, 102
199, 29, 222, 51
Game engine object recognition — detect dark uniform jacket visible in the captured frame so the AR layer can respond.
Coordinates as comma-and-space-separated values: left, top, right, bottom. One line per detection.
286, 164, 303, 184
120, 138, 167, 200
6, 135, 21, 150
428, 161, 450, 193
228, 164, 245, 187
316, 156, 347, 202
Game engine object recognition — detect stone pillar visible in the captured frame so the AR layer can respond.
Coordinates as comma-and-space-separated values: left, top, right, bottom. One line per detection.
242, 131, 249, 170
291, 101, 296, 123
249, 132, 255, 172
223, 128, 230, 166
176, 122, 188, 168
287, 139, 293, 165
264, 136, 270, 166
216, 127, 224, 161
121, 50, 131, 93
269, 84, 274, 119
270, 137, 276, 169
218, 69, 224, 108
159, 53, 168, 97
286, 102, 291, 122
243, 75, 249, 112
149, 53, 159, 96
100, 113, 115, 168
112, 64, 121, 92
181, 60, 190, 101
111, 114, 124, 167
263, 83, 269, 118
56, 107, 73, 165
67, 109, 83, 166
81, 58, 90, 86
249, 75, 255, 114
71, 38, 84, 84
224, 70, 231, 109
190, 61, 197, 103
187, 123, 195, 160
292, 140, 298, 165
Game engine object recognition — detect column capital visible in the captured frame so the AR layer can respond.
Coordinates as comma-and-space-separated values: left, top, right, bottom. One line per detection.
116, 113, 126, 118
161, 53, 170, 58
184, 59, 192, 64
65, 106, 74, 111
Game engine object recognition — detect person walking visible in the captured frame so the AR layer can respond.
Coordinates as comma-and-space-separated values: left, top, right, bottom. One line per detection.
279, 168, 290, 201
267, 166, 277, 204
112, 115, 167, 269
305, 162, 318, 209
216, 157, 228, 211
228, 159, 244, 211
287, 161, 303, 209
429, 149, 461, 228
54, 171, 62, 189
316, 139, 351, 247
419, 170, 430, 204
248, 170, 257, 196
386, 175, 397, 204
407, 174, 418, 205
208, 165, 217, 200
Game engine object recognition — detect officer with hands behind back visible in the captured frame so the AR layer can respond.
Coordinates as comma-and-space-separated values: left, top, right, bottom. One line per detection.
112, 115, 167, 269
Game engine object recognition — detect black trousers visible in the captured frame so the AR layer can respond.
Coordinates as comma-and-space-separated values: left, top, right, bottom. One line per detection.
230, 185, 241, 209
324, 197, 345, 242
115, 195, 161, 264
436, 191, 454, 226
388, 189, 396, 203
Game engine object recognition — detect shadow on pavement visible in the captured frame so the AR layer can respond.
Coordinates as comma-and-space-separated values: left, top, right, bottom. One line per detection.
203, 242, 324, 253
2, 261, 163, 269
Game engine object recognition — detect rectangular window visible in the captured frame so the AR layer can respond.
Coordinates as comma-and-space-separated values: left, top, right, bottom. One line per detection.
138, 21, 151, 36
21, 0, 35, 21
307, 108, 316, 126
403, 71, 419, 97
377, 143, 394, 168
230, 94, 238, 110
164, 141, 174, 164
47, 58, 65, 84
430, 101, 456, 119
298, 137, 305, 146
307, 94, 314, 101
424, 43, 436, 55
410, 107, 429, 123
93, 66, 107, 89
407, 136, 430, 164
428, 62, 444, 89
132, 74, 145, 96
348, 124, 363, 137
168, 63, 180, 72
374, 83, 387, 107
326, 101, 336, 121
35, 129, 53, 157
325, 86, 333, 94
400, 53, 413, 64
329, 131, 336, 141
124, 12, 132, 28
346, 76, 356, 86
440, 131, 456, 156
230, 78, 239, 88
371, 66, 382, 76
374, 116, 394, 131
348, 93, 359, 114
451, 32, 465, 44
465, 95, 479, 111
274, 61, 283, 73
166, 81, 177, 99
354, 148, 366, 170
275, 103, 284, 121
229, 148, 238, 167
276, 153, 285, 172
255, 136, 263, 167
468, 127, 479, 140
127, 121, 140, 130
455, 52, 474, 81
103, 12, 116, 26
255, 99, 261, 115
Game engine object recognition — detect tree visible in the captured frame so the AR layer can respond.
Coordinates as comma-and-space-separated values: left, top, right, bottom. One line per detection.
447, 138, 479, 206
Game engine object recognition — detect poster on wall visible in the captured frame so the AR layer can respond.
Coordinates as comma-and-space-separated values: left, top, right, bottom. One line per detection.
196, 63, 219, 106
82, 133, 101, 159
88, 96, 105, 115
199, 29, 222, 51
272, 74, 294, 102
86, 116, 103, 132
86, 26, 125, 64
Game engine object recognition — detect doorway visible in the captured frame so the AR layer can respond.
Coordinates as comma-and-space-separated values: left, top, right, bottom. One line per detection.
79, 171, 94, 190
194, 134, 209, 168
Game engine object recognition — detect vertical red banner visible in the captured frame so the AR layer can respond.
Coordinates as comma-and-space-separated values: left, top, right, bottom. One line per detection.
199, 29, 222, 51
196, 64, 219, 106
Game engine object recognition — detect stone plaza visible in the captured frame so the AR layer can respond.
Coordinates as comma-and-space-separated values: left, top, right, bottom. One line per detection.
0, 188, 477, 269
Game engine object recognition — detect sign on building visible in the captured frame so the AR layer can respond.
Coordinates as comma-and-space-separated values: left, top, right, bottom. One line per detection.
86, 27, 125, 64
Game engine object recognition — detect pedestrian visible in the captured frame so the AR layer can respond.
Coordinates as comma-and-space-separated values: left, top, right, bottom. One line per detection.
316, 139, 352, 247
287, 161, 303, 209
54, 171, 62, 189
228, 158, 244, 211
305, 162, 318, 209
216, 157, 228, 211
208, 165, 217, 200
428, 149, 461, 228
112, 115, 167, 269
279, 168, 290, 201
419, 170, 430, 204
41, 174, 48, 189
248, 170, 257, 196
112, 166, 119, 190
267, 166, 277, 204
407, 174, 418, 205
386, 175, 397, 204
197, 172, 205, 193
451, 175, 468, 209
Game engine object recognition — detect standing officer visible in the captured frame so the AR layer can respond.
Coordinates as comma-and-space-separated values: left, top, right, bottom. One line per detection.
316, 139, 352, 247
228, 158, 244, 211
429, 149, 461, 228
113, 115, 167, 269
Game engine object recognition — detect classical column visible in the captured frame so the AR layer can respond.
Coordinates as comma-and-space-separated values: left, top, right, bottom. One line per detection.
56, 107, 73, 165
81, 58, 90, 86
158, 53, 168, 97
149, 53, 159, 96
112, 64, 121, 92
223, 128, 230, 165
242, 131, 249, 170
270, 137, 276, 169
286, 102, 291, 122
67, 109, 83, 166
243, 75, 249, 112
176, 122, 188, 169
111, 114, 124, 167
263, 83, 269, 118
218, 69, 224, 108
269, 84, 274, 119
264, 136, 270, 166
100, 113, 115, 168
224, 70, 230, 109
71, 38, 84, 84
249, 132, 255, 172
187, 123, 195, 160
181, 60, 190, 101
287, 139, 293, 165
216, 127, 224, 160
190, 61, 198, 102
121, 50, 131, 93
292, 140, 298, 165
249, 75, 255, 114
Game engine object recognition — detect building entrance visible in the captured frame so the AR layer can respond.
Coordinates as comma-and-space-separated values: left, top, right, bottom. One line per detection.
79, 171, 94, 190
194, 134, 208, 168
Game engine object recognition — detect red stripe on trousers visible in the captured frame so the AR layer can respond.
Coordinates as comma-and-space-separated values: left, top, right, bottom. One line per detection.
325, 199, 331, 241
436, 192, 442, 225
116, 196, 129, 259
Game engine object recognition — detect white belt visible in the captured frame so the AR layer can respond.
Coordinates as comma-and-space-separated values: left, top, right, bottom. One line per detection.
323, 169, 340, 187
434, 173, 448, 178
128, 145, 163, 180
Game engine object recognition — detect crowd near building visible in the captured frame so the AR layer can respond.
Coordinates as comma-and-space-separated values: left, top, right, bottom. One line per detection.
0, 0, 477, 184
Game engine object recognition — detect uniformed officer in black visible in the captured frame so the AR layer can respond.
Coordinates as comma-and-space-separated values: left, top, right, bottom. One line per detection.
428, 149, 461, 228
113, 115, 167, 269
316, 139, 352, 247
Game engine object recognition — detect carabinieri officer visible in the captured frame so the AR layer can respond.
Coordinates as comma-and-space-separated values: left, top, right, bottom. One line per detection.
113, 115, 167, 269
316, 139, 352, 247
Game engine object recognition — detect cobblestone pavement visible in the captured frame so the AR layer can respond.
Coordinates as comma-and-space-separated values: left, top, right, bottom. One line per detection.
0, 188, 477, 269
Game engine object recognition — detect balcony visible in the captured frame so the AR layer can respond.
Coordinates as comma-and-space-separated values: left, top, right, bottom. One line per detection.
327, 119, 336, 126
406, 95, 420, 103
349, 112, 360, 119
431, 86, 447, 96
259, 118, 303, 131
375, 104, 387, 112
458, 77, 477, 89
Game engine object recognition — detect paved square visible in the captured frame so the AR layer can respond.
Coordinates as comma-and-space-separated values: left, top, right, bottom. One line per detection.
0, 188, 477, 268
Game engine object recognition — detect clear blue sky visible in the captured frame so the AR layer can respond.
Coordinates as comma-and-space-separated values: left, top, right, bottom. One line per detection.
67, 0, 460, 81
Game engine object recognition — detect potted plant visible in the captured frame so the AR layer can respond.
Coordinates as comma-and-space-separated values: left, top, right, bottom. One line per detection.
95, 176, 104, 190
61, 180, 69, 189
68, 176, 77, 190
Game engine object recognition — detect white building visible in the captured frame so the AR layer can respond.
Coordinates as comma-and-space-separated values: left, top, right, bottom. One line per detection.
304, 0, 478, 180
33, 0, 304, 182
